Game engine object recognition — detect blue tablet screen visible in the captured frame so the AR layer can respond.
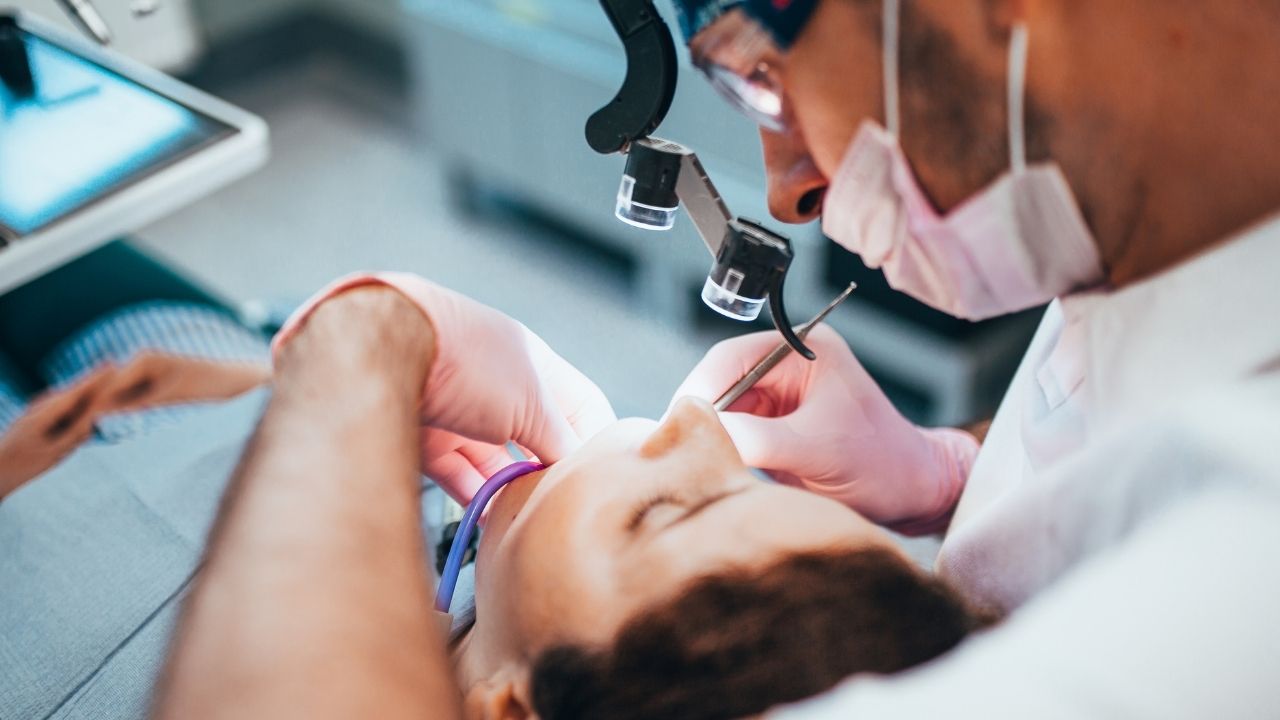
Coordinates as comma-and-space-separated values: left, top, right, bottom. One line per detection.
0, 27, 232, 236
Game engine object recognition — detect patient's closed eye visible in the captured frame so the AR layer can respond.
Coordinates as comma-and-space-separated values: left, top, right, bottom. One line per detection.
627, 492, 684, 533
626, 489, 743, 533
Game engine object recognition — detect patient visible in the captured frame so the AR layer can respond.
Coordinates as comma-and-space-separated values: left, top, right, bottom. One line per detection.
1, 264, 981, 720
453, 398, 988, 719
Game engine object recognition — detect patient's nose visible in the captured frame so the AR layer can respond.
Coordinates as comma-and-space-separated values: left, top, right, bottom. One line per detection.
640, 397, 725, 459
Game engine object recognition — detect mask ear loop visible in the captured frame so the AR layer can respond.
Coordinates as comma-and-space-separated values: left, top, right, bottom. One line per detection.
882, 0, 901, 137
1008, 23, 1029, 174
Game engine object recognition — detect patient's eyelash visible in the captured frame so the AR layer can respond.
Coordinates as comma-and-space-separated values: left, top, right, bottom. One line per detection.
626, 491, 684, 533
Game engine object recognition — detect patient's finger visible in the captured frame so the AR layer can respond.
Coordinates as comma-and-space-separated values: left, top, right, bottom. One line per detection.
100, 352, 270, 413
26, 364, 118, 440
0, 366, 120, 498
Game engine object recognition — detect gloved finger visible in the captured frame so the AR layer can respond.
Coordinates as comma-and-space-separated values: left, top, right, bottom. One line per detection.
510, 442, 540, 464
523, 328, 617, 442
421, 448, 488, 506
420, 428, 502, 502
556, 363, 616, 441
457, 440, 516, 479
671, 330, 799, 407
720, 387, 763, 414
514, 405, 581, 469
714, 410, 802, 473
542, 353, 616, 441
718, 387, 796, 417
514, 330, 598, 463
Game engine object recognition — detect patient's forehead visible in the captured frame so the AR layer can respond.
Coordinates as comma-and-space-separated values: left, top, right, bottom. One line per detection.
552, 417, 659, 469
591, 417, 658, 446
574, 411, 732, 460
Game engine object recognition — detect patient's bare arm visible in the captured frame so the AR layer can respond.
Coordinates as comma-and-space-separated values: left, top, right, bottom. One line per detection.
152, 287, 462, 720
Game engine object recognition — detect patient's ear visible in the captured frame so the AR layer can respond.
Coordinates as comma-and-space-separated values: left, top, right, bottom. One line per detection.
463, 667, 534, 720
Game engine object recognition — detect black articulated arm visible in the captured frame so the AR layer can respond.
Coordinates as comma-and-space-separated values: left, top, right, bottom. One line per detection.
584, 1, 817, 362
585, 0, 678, 154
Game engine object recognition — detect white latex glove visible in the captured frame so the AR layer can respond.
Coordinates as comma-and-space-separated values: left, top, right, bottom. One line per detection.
672, 324, 977, 534
274, 272, 616, 504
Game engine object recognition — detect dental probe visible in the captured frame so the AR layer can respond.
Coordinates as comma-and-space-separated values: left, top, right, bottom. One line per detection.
713, 283, 857, 412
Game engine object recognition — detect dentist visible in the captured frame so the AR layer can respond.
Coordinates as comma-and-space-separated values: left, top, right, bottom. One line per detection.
673, 0, 1280, 716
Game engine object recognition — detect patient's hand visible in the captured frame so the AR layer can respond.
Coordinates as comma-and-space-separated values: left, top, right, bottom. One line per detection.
100, 351, 270, 411
0, 366, 116, 500
0, 354, 270, 500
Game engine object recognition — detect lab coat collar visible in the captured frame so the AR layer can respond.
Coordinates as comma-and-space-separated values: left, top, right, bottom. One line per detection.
1061, 214, 1280, 432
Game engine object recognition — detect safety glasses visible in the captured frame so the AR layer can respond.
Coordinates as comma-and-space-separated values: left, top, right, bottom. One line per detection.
689, 8, 789, 132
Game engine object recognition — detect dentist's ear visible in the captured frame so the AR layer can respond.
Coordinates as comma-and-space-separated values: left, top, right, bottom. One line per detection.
463, 668, 535, 720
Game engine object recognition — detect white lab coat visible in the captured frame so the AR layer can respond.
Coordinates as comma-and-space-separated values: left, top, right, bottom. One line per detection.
775, 216, 1280, 718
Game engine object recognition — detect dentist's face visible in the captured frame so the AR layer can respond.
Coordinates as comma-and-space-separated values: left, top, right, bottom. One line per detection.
750, 0, 1040, 225
454, 397, 903, 687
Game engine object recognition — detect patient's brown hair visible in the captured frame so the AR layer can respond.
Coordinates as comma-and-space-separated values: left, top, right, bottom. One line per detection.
530, 548, 988, 720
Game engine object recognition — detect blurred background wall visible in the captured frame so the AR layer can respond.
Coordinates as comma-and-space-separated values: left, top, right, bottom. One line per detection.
6, 0, 1041, 422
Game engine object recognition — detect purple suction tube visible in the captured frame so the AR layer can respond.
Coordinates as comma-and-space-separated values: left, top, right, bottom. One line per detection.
435, 460, 545, 613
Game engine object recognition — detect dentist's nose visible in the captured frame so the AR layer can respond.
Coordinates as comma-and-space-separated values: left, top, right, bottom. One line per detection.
761, 127, 827, 224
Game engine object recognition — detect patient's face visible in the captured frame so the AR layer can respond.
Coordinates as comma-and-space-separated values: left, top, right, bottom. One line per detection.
455, 398, 903, 692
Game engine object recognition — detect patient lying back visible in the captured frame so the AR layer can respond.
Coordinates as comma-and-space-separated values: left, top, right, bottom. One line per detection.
451, 398, 990, 720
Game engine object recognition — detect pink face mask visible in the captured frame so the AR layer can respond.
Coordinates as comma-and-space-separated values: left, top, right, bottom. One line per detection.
820, 1, 1103, 321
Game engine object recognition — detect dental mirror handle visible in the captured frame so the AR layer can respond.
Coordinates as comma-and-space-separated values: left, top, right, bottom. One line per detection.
714, 283, 857, 412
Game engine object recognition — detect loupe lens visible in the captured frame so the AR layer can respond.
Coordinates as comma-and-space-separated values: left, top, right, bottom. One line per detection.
615, 174, 677, 230
702, 274, 765, 321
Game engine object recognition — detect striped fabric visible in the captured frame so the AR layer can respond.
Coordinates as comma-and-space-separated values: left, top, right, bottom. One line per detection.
41, 302, 270, 442
0, 372, 23, 436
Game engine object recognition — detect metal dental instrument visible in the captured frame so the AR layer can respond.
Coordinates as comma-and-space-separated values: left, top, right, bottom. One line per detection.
713, 283, 857, 412
55, 0, 113, 45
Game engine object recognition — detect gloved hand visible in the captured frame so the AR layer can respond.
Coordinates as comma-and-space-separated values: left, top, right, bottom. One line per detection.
274, 273, 616, 504
672, 324, 977, 534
